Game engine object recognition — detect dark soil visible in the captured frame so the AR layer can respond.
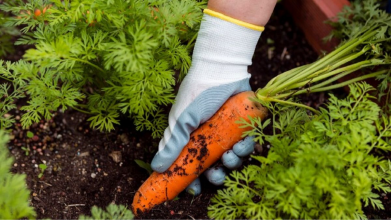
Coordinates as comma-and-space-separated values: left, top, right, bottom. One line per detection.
8, 3, 389, 220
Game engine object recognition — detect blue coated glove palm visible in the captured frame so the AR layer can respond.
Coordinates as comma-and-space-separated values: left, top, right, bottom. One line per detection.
151, 11, 263, 195
186, 136, 256, 195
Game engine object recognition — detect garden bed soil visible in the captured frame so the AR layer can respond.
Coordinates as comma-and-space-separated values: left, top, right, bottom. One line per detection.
8, 3, 390, 219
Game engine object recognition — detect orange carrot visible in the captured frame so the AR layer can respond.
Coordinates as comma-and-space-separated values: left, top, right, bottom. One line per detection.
132, 91, 268, 214
34, 9, 42, 17
32, 5, 51, 19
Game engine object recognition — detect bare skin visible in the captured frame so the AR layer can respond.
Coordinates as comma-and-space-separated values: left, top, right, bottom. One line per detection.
207, 0, 278, 26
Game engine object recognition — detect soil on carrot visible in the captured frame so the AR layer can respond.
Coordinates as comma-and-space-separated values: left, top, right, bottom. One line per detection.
7, 3, 390, 220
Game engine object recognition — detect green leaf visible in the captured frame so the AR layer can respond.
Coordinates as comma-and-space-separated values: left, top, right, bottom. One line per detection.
78, 204, 134, 220
39, 164, 47, 171
26, 131, 34, 138
0, 0, 207, 137
0, 130, 36, 219
134, 159, 152, 175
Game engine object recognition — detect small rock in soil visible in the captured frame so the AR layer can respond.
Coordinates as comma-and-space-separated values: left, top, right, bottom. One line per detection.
78, 152, 89, 157
109, 151, 122, 163
255, 143, 263, 154
118, 134, 130, 144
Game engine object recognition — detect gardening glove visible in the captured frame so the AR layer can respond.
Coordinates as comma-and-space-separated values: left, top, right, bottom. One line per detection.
186, 136, 255, 195
151, 9, 263, 194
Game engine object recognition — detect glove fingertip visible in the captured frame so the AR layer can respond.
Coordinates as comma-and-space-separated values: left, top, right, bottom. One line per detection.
233, 136, 255, 157
222, 150, 242, 169
151, 153, 170, 173
186, 178, 201, 196
205, 167, 226, 186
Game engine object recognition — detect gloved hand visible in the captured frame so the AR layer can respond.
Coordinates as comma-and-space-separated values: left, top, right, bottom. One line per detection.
186, 136, 256, 195
151, 9, 263, 195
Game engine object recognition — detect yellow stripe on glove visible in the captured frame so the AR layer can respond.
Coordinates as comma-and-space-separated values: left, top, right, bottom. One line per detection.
204, 9, 265, 32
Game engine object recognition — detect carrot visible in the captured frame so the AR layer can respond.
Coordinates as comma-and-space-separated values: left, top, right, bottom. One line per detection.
31, 5, 51, 19
132, 91, 268, 214
34, 9, 41, 17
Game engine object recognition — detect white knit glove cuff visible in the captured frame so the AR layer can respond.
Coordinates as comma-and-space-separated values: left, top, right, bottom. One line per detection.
187, 13, 262, 82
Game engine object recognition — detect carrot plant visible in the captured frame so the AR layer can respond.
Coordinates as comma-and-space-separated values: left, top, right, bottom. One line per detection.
207, 2, 391, 219
0, 11, 19, 58
325, 0, 391, 112
208, 83, 391, 219
79, 204, 134, 220
0, 0, 205, 137
0, 130, 36, 219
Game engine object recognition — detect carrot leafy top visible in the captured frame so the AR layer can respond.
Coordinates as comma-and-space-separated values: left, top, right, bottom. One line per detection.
256, 0, 391, 113
0, 0, 206, 137
210, 1, 391, 218
209, 82, 391, 219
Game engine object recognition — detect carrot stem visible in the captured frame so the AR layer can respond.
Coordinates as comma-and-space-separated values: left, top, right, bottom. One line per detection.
305, 70, 387, 93
257, 30, 378, 98
72, 106, 91, 114
257, 95, 319, 114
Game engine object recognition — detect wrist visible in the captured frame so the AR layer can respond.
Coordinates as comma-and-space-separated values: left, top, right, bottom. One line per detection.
207, 0, 277, 26
203, 9, 264, 32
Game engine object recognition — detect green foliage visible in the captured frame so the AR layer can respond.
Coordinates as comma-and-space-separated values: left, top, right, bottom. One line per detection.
257, 1, 391, 115
326, 0, 391, 112
208, 83, 391, 219
0, 0, 206, 137
38, 163, 47, 178
0, 81, 24, 130
0, 11, 20, 58
26, 131, 34, 138
134, 159, 152, 174
0, 130, 36, 219
78, 204, 134, 220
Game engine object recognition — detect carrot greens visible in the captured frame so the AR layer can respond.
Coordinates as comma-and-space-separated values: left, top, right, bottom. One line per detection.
0, 12, 19, 58
209, 83, 391, 220
209, 1, 391, 218
256, 17, 391, 112
326, 0, 391, 112
0, 0, 206, 137
0, 130, 36, 219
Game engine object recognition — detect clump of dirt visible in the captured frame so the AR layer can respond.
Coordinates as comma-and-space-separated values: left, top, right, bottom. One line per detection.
196, 134, 208, 161
173, 165, 188, 176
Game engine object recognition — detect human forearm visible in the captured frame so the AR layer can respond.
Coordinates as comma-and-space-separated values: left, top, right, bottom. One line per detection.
207, 0, 278, 26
